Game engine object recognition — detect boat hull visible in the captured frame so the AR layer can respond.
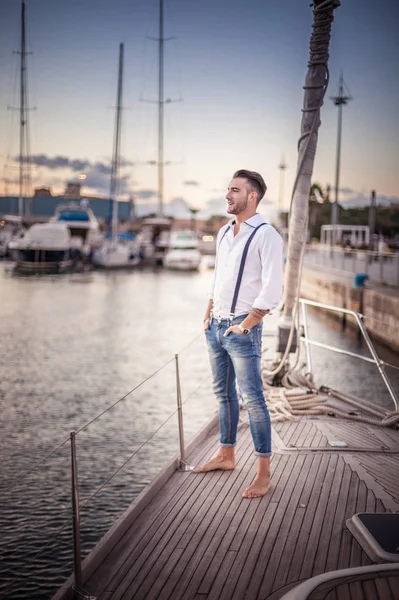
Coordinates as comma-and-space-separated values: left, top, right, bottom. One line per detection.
163, 261, 201, 271
92, 243, 141, 268
14, 258, 73, 273
11, 248, 77, 273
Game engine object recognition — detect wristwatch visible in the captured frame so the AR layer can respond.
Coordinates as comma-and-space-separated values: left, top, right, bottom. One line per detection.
238, 324, 250, 335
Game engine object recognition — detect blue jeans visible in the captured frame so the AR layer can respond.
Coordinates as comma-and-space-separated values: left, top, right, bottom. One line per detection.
205, 315, 272, 457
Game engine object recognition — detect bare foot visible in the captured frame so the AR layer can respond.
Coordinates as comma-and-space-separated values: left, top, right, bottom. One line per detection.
242, 479, 271, 499
193, 456, 236, 473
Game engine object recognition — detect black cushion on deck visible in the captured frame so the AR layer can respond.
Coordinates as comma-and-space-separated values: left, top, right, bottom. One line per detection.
357, 513, 399, 554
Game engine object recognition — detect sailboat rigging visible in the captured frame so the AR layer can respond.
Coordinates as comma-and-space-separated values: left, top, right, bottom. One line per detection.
109, 43, 124, 245
17, 0, 32, 218
3, 1, 33, 218
92, 43, 140, 268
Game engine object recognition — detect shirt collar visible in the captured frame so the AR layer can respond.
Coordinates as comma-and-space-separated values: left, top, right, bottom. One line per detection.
228, 213, 266, 229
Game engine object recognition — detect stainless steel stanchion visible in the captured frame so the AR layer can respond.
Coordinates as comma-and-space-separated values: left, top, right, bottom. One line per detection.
70, 432, 97, 600
300, 302, 313, 373
175, 354, 194, 471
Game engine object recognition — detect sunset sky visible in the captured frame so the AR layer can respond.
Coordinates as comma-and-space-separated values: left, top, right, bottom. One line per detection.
0, 0, 398, 220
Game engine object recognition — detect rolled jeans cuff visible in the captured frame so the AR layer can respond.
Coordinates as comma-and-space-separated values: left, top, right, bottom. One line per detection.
254, 450, 272, 458
220, 442, 236, 448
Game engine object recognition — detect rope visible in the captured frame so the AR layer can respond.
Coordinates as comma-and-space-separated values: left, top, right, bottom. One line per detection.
263, 376, 399, 429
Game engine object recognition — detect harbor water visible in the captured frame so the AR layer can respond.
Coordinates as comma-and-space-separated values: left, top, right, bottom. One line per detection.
1, 261, 398, 600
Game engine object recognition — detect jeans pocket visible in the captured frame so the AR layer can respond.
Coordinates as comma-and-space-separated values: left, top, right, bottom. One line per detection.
250, 326, 262, 357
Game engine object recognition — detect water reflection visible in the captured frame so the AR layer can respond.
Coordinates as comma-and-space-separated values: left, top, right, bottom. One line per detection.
0, 262, 397, 598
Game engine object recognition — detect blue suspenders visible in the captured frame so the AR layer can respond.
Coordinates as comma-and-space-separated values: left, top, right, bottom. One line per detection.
215, 222, 267, 320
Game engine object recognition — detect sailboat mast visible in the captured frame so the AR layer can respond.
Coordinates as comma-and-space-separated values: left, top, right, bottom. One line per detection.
157, 0, 164, 217
282, 0, 340, 322
110, 43, 124, 242
18, 1, 27, 218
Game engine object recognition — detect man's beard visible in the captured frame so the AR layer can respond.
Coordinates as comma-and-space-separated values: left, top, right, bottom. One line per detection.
227, 197, 248, 215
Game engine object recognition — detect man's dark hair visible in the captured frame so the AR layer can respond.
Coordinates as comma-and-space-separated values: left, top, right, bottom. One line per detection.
233, 169, 267, 204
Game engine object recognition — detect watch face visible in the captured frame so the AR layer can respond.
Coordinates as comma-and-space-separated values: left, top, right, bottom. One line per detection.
243, 328, 250, 335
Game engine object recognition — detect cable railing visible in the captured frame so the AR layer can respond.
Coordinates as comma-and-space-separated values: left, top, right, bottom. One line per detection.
0, 332, 214, 600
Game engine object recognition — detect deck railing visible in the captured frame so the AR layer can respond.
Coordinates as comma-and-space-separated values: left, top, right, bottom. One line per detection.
299, 298, 399, 411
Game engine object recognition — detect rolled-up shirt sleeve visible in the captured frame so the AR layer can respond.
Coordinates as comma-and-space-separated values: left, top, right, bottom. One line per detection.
252, 227, 284, 311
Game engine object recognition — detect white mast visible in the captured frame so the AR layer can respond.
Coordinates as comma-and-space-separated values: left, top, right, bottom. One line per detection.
157, 0, 165, 217
330, 71, 352, 244
110, 43, 124, 243
17, 1, 32, 218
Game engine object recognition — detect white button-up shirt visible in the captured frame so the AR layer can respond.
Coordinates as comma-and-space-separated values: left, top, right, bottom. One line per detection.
210, 213, 283, 318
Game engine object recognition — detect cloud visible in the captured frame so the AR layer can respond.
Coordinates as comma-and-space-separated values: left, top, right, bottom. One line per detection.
83, 171, 131, 196
183, 180, 200, 187
92, 162, 112, 176
119, 157, 134, 168
11, 153, 136, 197
133, 189, 157, 200
340, 192, 399, 208
15, 153, 134, 174
15, 154, 89, 171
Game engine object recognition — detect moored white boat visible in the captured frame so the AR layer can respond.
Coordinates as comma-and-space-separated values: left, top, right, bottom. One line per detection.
163, 230, 202, 270
9, 203, 101, 273
132, 217, 173, 265
93, 233, 141, 268
9, 222, 77, 272
49, 202, 102, 257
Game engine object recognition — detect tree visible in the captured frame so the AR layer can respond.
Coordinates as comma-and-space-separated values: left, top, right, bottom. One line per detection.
308, 182, 330, 239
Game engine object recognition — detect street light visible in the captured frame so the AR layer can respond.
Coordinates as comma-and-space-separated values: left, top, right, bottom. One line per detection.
330, 72, 352, 244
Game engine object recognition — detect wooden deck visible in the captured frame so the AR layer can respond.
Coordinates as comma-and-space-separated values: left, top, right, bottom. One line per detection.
54, 415, 399, 600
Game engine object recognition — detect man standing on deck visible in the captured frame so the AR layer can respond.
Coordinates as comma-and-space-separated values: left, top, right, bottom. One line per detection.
194, 169, 283, 499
